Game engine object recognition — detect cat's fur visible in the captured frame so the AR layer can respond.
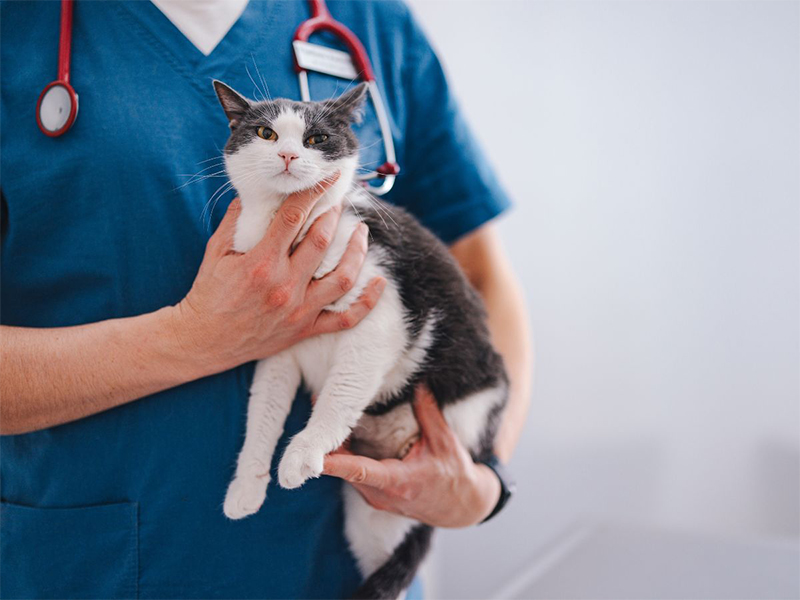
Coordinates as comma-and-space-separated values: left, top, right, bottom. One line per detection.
214, 80, 508, 599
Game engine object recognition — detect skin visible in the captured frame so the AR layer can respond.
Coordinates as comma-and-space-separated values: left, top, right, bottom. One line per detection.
324, 225, 533, 528
0, 180, 384, 435
1, 184, 532, 530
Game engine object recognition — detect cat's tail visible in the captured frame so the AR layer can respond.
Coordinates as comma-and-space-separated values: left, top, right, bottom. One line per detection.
351, 524, 434, 600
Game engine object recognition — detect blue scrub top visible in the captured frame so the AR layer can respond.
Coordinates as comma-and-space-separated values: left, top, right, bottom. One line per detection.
0, 2, 511, 598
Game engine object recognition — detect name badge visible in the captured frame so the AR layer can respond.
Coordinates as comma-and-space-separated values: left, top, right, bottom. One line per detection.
293, 41, 358, 80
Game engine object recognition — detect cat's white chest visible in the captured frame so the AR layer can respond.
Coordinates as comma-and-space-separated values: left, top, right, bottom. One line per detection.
232, 202, 276, 253
232, 193, 359, 286
292, 331, 341, 395
290, 250, 410, 398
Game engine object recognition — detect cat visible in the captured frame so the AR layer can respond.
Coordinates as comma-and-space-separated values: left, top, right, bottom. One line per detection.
213, 80, 508, 600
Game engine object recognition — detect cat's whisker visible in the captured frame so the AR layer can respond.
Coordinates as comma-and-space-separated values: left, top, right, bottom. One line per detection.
186, 157, 264, 192
245, 63, 265, 102
345, 197, 373, 242
201, 169, 263, 229
361, 191, 399, 230
196, 154, 227, 164
201, 167, 261, 216
177, 150, 267, 191
251, 54, 272, 102
355, 138, 385, 153
176, 157, 228, 182
177, 169, 229, 190
362, 195, 390, 232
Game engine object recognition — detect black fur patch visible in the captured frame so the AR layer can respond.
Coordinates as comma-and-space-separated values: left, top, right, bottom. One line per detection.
213, 80, 367, 160
356, 199, 508, 461
351, 525, 434, 600
214, 80, 508, 597
342, 195, 508, 599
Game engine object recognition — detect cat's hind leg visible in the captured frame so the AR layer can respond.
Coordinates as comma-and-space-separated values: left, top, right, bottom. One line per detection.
343, 486, 433, 600
343, 485, 416, 578
223, 351, 300, 520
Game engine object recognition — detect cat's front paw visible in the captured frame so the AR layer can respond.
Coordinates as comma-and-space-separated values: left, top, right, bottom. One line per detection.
278, 437, 324, 489
223, 475, 269, 520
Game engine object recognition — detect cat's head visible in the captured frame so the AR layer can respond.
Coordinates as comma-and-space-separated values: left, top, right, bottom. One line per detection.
213, 80, 367, 198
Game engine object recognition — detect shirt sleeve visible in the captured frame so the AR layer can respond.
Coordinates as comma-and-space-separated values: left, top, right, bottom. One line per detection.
388, 7, 513, 244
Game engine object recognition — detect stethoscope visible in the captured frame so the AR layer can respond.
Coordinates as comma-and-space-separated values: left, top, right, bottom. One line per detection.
293, 0, 398, 195
37, 0, 399, 195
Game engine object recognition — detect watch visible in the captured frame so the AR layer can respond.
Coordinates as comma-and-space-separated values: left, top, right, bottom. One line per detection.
478, 454, 516, 524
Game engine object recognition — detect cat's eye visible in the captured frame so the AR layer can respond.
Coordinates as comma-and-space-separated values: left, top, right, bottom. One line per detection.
257, 126, 277, 141
306, 134, 329, 146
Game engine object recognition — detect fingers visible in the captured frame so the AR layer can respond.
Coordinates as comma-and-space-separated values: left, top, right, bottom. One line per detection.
412, 385, 453, 454
308, 223, 369, 306
312, 277, 386, 335
291, 205, 342, 277
322, 452, 396, 489
250, 174, 340, 259
207, 198, 242, 257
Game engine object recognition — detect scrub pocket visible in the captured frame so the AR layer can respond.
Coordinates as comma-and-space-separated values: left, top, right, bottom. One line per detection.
0, 501, 138, 599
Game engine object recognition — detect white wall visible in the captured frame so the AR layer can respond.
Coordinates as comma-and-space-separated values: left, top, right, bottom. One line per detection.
404, 1, 800, 597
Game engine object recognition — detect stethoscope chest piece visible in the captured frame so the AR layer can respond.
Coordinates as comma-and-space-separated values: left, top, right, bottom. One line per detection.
37, 81, 78, 137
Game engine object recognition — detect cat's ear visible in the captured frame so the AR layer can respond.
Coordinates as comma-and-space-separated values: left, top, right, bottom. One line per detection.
213, 80, 251, 129
326, 82, 369, 124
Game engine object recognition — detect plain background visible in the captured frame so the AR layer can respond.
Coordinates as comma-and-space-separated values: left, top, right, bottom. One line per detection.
403, 1, 800, 597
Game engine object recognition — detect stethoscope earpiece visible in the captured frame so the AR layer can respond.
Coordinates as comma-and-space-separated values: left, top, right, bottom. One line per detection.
37, 0, 77, 137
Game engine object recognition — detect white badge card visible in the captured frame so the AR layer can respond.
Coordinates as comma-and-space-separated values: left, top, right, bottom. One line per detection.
293, 40, 358, 80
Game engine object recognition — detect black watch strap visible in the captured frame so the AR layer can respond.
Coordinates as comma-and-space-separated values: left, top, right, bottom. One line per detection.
478, 454, 516, 524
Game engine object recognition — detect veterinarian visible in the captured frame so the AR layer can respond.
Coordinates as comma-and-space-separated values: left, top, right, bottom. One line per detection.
0, 1, 532, 598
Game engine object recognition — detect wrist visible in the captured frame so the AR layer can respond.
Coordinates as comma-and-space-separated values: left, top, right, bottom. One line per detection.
471, 463, 502, 525
158, 303, 222, 380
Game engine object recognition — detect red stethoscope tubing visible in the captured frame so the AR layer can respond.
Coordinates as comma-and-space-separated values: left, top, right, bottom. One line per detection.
293, 0, 399, 194
293, 0, 375, 82
39, 0, 399, 193
36, 0, 78, 137
57, 0, 73, 84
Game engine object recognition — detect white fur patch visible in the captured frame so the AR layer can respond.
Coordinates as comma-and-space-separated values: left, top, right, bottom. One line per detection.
291, 267, 407, 394
443, 386, 506, 454
222, 101, 500, 592
377, 314, 438, 402
344, 485, 416, 578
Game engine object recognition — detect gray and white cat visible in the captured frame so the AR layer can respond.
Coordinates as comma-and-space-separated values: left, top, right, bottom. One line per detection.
214, 80, 508, 599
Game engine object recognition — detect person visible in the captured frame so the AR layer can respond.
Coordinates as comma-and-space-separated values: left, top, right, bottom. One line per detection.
0, 1, 532, 598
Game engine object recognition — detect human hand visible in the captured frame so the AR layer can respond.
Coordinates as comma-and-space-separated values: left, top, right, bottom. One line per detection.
322, 387, 502, 528
171, 178, 385, 376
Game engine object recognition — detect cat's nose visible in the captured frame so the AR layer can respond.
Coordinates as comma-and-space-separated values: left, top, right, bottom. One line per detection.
278, 152, 298, 169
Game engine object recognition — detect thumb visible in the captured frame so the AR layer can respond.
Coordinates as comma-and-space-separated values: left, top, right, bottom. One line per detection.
207, 197, 241, 257
412, 385, 453, 454
323, 453, 394, 490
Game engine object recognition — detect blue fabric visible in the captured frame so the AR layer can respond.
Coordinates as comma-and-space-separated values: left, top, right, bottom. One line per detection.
405, 576, 424, 600
0, 1, 511, 598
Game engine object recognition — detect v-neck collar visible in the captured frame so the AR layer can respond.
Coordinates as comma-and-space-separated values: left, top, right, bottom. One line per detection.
115, 1, 279, 85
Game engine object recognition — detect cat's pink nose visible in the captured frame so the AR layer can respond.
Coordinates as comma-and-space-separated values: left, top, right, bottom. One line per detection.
278, 152, 298, 169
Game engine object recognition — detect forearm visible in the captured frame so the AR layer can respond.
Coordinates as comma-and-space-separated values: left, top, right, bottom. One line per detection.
478, 268, 532, 463
324, 229, 531, 527
0, 188, 380, 436
450, 225, 533, 464
0, 306, 208, 435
